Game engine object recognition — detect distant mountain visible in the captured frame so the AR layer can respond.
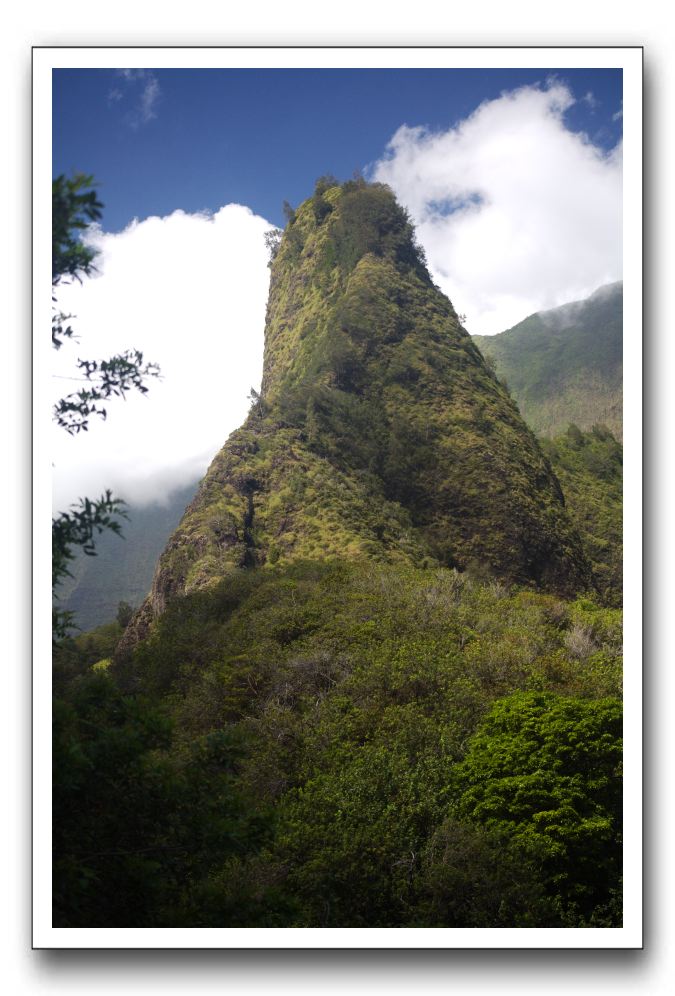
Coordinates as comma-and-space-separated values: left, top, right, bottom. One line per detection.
57, 481, 199, 631
472, 282, 622, 439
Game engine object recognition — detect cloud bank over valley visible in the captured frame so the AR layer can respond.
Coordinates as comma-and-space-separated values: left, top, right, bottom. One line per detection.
52, 204, 271, 510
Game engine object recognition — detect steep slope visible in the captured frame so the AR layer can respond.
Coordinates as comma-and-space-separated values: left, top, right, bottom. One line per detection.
126, 180, 591, 645
472, 282, 622, 439
65, 180, 622, 930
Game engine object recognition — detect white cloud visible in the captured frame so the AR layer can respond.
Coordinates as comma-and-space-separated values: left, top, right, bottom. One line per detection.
371, 81, 622, 333
136, 75, 160, 126
112, 68, 161, 127
52, 205, 272, 510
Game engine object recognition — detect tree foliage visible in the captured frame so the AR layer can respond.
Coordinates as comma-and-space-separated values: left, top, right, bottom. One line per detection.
51, 178, 623, 929
457, 691, 622, 924
101, 560, 622, 927
53, 350, 161, 434
53, 670, 271, 926
52, 491, 128, 639
51, 173, 160, 630
540, 425, 623, 605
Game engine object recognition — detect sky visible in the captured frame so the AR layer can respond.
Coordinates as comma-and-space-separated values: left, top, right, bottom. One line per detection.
52, 66, 622, 509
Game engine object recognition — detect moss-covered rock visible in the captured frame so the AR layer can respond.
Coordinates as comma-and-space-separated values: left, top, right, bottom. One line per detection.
125, 180, 592, 647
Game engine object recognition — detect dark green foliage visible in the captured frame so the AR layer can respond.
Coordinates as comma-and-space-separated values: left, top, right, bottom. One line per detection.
116, 601, 134, 628
52, 174, 103, 286
54, 349, 161, 434
55, 180, 623, 929
52, 491, 127, 592
102, 562, 622, 927
53, 671, 172, 926
540, 425, 623, 605
416, 819, 555, 926
264, 227, 283, 265
456, 691, 622, 924
472, 283, 622, 439
52, 174, 160, 434
51, 173, 161, 635
52, 492, 128, 639
52, 619, 124, 696
311, 176, 338, 225
328, 182, 429, 279
52, 174, 103, 350
52, 669, 272, 927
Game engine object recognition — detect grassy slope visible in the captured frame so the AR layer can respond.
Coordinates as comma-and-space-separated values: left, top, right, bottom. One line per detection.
472, 283, 622, 439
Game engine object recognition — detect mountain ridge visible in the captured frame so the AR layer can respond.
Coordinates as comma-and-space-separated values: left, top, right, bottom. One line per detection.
122, 180, 591, 651
57, 180, 622, 931
472, 281, 622, 439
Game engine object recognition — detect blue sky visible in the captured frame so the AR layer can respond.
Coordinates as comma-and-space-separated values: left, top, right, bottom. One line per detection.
52, 66, 623, 508
53, 67, 622, 232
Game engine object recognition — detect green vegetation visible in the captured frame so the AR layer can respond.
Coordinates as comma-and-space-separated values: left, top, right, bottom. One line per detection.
129, 178, 591, 648
473, 283, 622, 440
457, 692, 622, 925
540, 425, 622, 606
54, 179, 623, 929
55, 561, 621, 927
51, 174, 160, 432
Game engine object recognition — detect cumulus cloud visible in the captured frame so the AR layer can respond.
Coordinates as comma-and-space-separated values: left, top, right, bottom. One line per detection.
110, 68, 161, 127
371, 81, 622, 333
52, 205, 272, 510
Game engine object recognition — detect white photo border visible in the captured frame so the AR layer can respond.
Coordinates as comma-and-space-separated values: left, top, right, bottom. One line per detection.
34, 45, 643, 950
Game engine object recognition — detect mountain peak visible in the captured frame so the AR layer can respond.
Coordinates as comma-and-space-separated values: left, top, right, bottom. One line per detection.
262, 179, 434, 401
125, 180, 591, 643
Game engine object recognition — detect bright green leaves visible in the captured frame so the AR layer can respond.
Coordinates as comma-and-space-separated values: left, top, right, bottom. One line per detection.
456, 691, 622, 923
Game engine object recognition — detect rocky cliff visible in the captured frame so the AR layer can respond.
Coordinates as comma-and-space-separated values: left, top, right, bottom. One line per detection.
124, 179, 591, 648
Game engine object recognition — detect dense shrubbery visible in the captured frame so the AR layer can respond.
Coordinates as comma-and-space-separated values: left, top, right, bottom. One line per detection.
55, 562, 622, 927
53, 181, 622, 929
540, 425, 622, 605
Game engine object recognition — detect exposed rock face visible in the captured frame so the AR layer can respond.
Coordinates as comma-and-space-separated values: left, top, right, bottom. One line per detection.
123, 180, 591, 649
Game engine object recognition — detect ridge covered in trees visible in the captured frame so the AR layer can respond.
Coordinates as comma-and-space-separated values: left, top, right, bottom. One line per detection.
53, 177, 623, 929
472, 282, 622, 440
